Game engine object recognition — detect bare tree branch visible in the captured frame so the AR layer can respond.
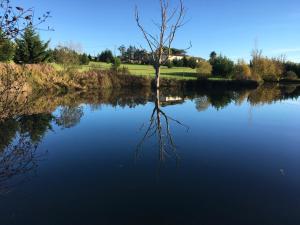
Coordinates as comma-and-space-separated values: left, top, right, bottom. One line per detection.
135, 0, 187, 88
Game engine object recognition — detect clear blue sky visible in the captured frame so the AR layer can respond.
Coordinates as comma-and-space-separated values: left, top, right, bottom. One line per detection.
16, 0, 300, 62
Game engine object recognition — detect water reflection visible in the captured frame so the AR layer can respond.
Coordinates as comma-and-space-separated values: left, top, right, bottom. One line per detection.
56, 106, 84, 129
0, 83, 300, 193
0, 117, 49, 194
137, 89, 189, 162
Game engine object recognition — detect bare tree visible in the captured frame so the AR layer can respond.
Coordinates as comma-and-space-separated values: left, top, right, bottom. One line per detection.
136, 89, 189, 163
0, 0, 51, 39
135, 0, 188, 89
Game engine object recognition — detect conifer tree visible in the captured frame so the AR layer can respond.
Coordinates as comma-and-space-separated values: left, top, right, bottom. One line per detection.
0, 33, 15, 61
14, 26, 50, 64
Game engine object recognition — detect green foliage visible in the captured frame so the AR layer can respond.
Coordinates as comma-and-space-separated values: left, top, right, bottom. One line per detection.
211, 55, 234, 77
118, 45, 150, 64
80, 53, 90, 65
19, 114, 53, 143
209, 51, 217, 64
187, 57, 198, 69
0, 37, 15, 62
170, 48, 186, 55
98, 49, 114, 63
284, 62, 300, 78
196, 60, 212, 79
172, 58, 184, 67
165, 60, 173, 68
284, 71, 298, 80
233, 60, 252, 80
111, 57, 121, 70
172, 57, 198, 69
14, 27, 50, 64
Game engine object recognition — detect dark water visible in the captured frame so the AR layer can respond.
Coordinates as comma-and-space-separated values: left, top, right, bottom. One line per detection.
1, 84, 300, 225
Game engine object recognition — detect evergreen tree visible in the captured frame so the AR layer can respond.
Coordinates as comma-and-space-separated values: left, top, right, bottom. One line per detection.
79, 53, 90, 65
98, 49, 114, 63
0, 35, 15, 62
14, 27, 50, 64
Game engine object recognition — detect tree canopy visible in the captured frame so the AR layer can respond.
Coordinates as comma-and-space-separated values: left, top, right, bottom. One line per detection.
14, 26, 50, 64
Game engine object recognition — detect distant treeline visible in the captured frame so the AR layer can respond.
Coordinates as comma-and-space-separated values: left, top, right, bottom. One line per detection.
1, 27, 300, 82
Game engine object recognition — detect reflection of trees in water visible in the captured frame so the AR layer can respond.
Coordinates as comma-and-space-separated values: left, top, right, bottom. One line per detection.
0, 115, 52, 194
19, 114, 54, 143
56, 106, 84, 129
0, 83, 299, 191
137, 90, 189, 162
194, 84, 300, 112
0, 135, 42, 194
194, 90, 250, 112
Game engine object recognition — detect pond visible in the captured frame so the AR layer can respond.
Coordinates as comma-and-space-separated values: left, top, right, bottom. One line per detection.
0, 84, 300, 225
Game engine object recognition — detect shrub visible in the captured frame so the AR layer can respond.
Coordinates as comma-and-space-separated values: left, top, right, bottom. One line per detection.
172, 58, 184, 67
111, 57, 121, 71
165, 60, 173, 68
251, 57, 283, 81
284, 71, 298, 80
53, 46, 80, 70
187, 57, 198, 69
233, 60, 252, 80
196, 60, 212, 79
284, 62, 300, 78
211, 55, 234, 77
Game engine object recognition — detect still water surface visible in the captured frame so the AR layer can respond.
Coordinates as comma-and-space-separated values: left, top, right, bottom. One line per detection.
0, 84, 300, 225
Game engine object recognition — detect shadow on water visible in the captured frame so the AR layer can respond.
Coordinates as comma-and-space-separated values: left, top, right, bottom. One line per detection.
0, 83, 300, 194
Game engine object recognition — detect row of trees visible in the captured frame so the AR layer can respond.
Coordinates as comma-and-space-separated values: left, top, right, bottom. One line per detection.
95, 46, 199, 69
196, 51, 300, 81
0, 27, 90, 66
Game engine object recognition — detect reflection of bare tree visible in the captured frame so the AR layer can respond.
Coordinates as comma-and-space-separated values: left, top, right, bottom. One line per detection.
137, 90, 188, 162
56, 106, 84, 129
195, 96, 210, 112
0, 134, 45, 194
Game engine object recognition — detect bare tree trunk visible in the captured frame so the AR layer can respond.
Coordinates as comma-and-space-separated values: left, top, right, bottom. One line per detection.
155, 65, 160, 89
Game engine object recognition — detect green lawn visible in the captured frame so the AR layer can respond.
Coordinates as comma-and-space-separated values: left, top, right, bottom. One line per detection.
52, 62, 198, 80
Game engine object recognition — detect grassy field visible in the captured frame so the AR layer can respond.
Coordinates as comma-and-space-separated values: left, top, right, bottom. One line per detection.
52, 62, 198, 80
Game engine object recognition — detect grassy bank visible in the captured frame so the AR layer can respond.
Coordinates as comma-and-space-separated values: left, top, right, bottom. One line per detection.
0, 63, 259, 95
52, 62, 198, 80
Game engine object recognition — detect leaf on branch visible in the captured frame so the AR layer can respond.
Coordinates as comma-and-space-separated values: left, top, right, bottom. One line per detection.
16, 6, 23, 11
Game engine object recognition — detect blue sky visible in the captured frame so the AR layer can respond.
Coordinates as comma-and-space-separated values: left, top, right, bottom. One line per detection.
16, 0, 300, 61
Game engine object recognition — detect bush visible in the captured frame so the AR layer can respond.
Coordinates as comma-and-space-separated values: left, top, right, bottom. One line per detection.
251, 56, 283, 81
53, 46, 80, 70
172, 58, 184, 67
111, 57, 121, 71
284, 62, 300, 78
196, 60, 212, 79
165, 60, 173, 68
211, 55, 234, 77
284, 71, 298, 80
232, 60, 252, 80
187, 57, 198, 69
